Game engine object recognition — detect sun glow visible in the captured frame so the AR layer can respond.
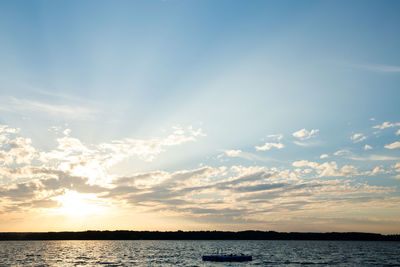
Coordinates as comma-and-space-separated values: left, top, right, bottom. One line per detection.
53, 190, 105, 217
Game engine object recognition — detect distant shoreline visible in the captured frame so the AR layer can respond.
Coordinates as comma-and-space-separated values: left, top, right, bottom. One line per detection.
0, 231, 399, 241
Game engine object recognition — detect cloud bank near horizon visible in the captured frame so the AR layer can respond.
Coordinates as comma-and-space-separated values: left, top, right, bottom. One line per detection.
1, 121, 399, 233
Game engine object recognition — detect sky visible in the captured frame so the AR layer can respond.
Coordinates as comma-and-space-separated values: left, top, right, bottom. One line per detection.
0, 0, 400, 233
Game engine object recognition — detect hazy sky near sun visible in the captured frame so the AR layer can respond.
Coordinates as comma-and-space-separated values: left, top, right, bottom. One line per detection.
1, 0, 400, 233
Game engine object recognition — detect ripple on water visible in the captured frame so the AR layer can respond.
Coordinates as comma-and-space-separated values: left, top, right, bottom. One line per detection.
0, 240, 399, 266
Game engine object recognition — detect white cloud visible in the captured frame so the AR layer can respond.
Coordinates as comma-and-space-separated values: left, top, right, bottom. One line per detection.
0, 126, 22, 160
292, 160, 319, 169
0, 136, 37, 166
98, 126, 205, 163
320, 154, 329, 159
292, 128, 319, 140
255, 142, 284, 151
1, 145, 398, 230
225, 150, 242, 157
230, 165, 268, 176
0, 135, 8, 147
334, 149, 350, 156
293, 140, 319, 147
0, 135, 6, 145
394, 162, 400, 171
350, 133, 367, 143
162, 126, 204, 146
63, 129, 71, 136
348, 154, 400, 161
396, 129, 400, 136
3, 161, 396, 228
384, 141, 400, 150
364, 144, 372, 150
56, 136, 88, 152
373, 121, 400, 130
0, 125, 20, 134
0, 151, 12, 166
292, 160, 360, 177
339, 165, 359, 176
266, 134, 283, 141
37, 126, 205, 184
292, 160, 372, 178
369, 166, 385, 176
48, 126, 62, 134
392, 163, 400, 179
2, 122, 400, 230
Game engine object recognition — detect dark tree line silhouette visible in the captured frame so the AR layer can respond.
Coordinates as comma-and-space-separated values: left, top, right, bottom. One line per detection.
0, 230, 399, 241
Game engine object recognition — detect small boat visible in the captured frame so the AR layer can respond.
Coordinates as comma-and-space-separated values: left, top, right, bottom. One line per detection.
202, 254, 252, 262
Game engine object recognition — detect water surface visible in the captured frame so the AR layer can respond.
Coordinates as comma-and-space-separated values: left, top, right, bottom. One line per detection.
0, 240, 399, 266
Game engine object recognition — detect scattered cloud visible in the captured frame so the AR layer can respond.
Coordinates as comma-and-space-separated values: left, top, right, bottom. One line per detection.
384, 141, 400, 150
373, 121, 400, 130
1, 123, 400, 229
0, 163, 397, 228
334, 149, 350, 156
225, 149, 242, 157
255, 142, 284, 151
293, 160, 342, 177
0, 133, 37, 166
98, 126, 204, 162
63, 129, 72, 136
393, 163, 400, 179
397, 129, 400, 136
394, 162, 400, 172
364, 144, 372, 150
36, 126, 206, 184
292, 128, 319, 140
293, 140, 319, 147
100, 163, 395, 225
351, 133, 367, 143
292, 160, 388, 178
347, 154, 400, 161
369, 166, 386, 176
266, 134, 283, 141
0, 125, 20, 134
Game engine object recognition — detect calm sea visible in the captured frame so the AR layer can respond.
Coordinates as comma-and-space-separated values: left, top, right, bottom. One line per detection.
0, 240, 399, 266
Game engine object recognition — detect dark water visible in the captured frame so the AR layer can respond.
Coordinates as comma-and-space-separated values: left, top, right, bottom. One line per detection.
0, 240, 399, 266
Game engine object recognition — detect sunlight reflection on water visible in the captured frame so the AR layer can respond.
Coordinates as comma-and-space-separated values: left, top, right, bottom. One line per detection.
0, 240, 399, 266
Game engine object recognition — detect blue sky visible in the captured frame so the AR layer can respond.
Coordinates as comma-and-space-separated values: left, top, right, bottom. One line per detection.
0, 0, 399, 233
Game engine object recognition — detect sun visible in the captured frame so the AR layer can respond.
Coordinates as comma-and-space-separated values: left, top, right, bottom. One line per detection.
53, 190, 104, 217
